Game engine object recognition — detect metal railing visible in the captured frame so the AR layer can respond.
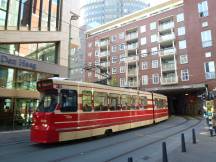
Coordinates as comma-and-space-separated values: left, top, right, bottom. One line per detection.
159, 33, 175, 42
159, 22, 174, 31
126, 55, 139, 63
126, 32, 138, 41
127, 43, 138, 50
159, 48, 176, 57
162, 63, 175, 71
99, 51, 110, 57
161, 76, 178, 85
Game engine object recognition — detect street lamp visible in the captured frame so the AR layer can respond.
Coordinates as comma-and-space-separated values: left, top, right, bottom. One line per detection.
68, 11, 79, 78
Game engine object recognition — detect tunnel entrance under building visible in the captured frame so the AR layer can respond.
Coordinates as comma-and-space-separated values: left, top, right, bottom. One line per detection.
152, 85, 206, 116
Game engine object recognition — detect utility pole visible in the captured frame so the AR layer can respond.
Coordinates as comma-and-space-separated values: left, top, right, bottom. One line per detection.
68, 11, 79, 78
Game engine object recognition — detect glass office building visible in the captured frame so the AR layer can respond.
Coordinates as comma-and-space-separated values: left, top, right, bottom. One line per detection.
81, 0, 149, 27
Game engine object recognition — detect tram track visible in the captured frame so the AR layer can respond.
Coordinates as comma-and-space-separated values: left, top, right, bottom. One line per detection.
49, 116, 201, 162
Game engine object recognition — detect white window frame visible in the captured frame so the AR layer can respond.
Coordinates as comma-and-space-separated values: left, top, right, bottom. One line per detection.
119, 44, 125, 51
142, 62, 148, 70
142, 75, 148, 85
112, 56, 118, 63
151, 34, 157, 43
140, 25, 146, 33
112, 67, 117, 74
120, 78, 126, 87
152, 74, 159, 84
198, 1, 208, 17
204, 61, 216, 80
201, 30, 212, 48
140, 37, 146, 45
152, 60, 159, 69
180, 55, 188, 64
151, 47, 158, 55
178, 27, 185, 36
112, 45, 116, 52
141, 49, 147, 57
176, 13, 184, 22
120, 66, 125, 73
179, 40, 187, 49
181, 69, 189, 81
150, 22, 157, 30
119, 32, 125, 39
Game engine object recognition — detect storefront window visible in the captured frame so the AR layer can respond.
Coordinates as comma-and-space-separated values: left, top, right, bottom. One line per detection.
41, 0, 49, 31
50, 0, 58, 31
7, 0, 19, 30
0, 98, 13, 130
38, 43, 56, 63
0, 66, 15, 88
16, 70, 37, 90
31, 0, 41, 31
0, 44, 19, 55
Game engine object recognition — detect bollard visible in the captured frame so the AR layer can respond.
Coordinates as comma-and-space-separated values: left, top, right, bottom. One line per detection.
192, 128, 196, 144
181, 133, 186, 152
128, 157, 133, 162
162, 142, 168, 162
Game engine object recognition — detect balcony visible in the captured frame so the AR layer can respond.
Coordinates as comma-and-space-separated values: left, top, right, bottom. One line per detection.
126, 32, 138, 41
159, 33, 175, 43
100, 40, 109, 47
161, 63, 175, 71
127, 43, 138, 50
128, 81, 138, 87
100, 62, 110, 68
126, 55, 139, 63
99, 51, 110, 58
159, 48, 176, 57
161, 76, 178, 85
128, 69, 138, 77
159, 22, 174, 31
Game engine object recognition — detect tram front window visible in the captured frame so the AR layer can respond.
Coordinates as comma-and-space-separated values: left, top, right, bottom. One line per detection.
37, 91, 58, 112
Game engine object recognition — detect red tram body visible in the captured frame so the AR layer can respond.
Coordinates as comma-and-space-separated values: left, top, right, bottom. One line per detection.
31, 78, 168, 143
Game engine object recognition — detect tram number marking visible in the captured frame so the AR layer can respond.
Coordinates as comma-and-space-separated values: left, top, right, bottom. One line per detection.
64, 115, 72, 119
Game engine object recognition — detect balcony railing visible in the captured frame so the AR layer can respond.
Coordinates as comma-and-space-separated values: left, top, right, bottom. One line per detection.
128, 69, 138, 76
100, 40, 109, 47
100, 62, 110, 67
127, 43, 138, 50
99, 51, 110, 57
161, 76, 178, 85
159, 33, 175, 43
159, 48, 176, 57
159, 22, 174, 31
126, 55, 139, 63
128, 81, 138, 87
161, 63, 175, 71
126, 32, 138, 41
205, 72, 216, 80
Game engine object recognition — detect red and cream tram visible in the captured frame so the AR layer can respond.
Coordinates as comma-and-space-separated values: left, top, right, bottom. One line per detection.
31, 78, 168, 143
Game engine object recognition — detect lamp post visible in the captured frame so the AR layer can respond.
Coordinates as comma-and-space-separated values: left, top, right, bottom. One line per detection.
68, 11, 79, 78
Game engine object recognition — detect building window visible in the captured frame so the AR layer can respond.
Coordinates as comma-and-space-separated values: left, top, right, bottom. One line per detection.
198, 1, 208, 17
120, 78, 126, 87
152, 74, 159, 84
140, 37, 146, 45
112, 45, 116, 52
119, 32, 125, 39
112, 67, 117, 74
151, 34, 157, 43
142, 75, 148, 85
152, 60, 159, 68
180, 55, 188, 64
88, 52, 92, 57
201, 30, 212, 48
111, 35, 117, 42
95, 60, 100, 65
204, 61, 215, 80
151, 47, 158, 55
205, 52, 212, 58
120, 66, 125, 73
95, 50, 99, 56
150, 22, 157, 30
141, 49, 147, 57
142, 62, 148, 70
119, 44, 125, 51
95, 40, 99, 47
176, 13, 184, 22
178, 27, 185, 36
0, 0, 7, 28
112, 56, 118, 63
181, 69, 189, 81
202, 21, 208, 28
140, 25, 146, 33
120, 54, 125, 62
179, 40, 187, 49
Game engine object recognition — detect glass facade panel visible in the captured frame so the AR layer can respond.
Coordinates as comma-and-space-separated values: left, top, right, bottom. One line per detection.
7, 0, 19, 30
0, 42, 57, 64
31, 0, 41, 31
20, 0, 30, 30
0, 0, 61, 31
16, 70, 37, 90
0, 66, 14, 88
0, 0, 7, 28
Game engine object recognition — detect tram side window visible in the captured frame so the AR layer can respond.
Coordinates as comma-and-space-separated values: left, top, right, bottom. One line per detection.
94, 92, 108, 111
140, 96, 147, 109
82, 91, 92, 112
131, 96, 137, 110
121, 95, 128, 110
109, 94, 120, 111
61, 89, 77, 112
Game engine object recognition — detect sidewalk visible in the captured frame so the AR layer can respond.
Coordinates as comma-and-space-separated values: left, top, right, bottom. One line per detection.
168, 125, 216, 162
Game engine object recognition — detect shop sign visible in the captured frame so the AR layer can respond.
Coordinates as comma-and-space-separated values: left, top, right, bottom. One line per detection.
0, 53, 37, 70
206, 100, 214, 117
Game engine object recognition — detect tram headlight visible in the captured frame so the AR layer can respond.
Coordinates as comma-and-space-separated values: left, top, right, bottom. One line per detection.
42, 123, 48, 128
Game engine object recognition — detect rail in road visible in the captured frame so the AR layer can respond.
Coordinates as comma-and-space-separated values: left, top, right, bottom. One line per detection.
0, 116, 202, 162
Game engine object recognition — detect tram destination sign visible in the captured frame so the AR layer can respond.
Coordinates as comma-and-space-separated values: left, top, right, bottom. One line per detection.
0, 53, 37, 70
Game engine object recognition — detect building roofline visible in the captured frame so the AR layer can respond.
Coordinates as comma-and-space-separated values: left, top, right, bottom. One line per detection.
86, 0, 183, 36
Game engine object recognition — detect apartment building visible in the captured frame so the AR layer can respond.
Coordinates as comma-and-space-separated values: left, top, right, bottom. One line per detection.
0, 0, 79, 130
85, 0, 216, 115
